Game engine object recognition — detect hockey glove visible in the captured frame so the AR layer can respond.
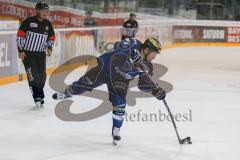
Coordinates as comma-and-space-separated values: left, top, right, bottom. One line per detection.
131, 49, 143, 66
151, 87, 166, 100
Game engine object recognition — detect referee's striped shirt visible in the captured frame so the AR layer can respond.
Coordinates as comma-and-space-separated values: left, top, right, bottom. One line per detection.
16, 16, 55, 53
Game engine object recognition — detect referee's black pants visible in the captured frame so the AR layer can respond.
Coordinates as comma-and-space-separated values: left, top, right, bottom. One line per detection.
22, 51, 46, 102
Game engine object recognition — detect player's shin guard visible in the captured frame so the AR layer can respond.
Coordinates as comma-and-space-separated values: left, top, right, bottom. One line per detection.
112, 105, 125, 145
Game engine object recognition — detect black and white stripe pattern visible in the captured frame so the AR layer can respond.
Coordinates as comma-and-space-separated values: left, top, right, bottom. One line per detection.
16, 37, 25, 49
23, 31, 48, 52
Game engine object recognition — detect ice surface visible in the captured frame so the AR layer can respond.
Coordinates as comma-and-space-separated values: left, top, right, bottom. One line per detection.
0, 46, 240, 160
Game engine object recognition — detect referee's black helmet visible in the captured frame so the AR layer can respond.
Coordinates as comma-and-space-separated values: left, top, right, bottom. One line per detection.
35, 1, 49, 10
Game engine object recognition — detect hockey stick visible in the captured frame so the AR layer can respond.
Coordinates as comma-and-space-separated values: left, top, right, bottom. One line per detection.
136, 64, 191, 144
162, 99, 192, 144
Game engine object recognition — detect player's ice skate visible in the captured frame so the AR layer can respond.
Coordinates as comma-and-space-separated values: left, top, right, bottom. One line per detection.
112, 127, 121, 145
52, 91, 72, 100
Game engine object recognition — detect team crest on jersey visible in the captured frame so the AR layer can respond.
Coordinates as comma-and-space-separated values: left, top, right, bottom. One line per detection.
122, 61, 133, 72
30, 23, 38, 28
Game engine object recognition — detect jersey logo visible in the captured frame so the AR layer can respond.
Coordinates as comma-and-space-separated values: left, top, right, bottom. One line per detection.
122, 61, 133, 72
30, 23, 38, 28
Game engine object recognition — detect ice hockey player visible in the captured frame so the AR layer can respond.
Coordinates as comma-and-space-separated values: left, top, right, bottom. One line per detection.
52, 37, 166, 145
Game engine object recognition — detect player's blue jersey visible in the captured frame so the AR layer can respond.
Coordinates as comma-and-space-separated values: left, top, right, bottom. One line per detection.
99, 38, 144, 79
65, 38, 157, 107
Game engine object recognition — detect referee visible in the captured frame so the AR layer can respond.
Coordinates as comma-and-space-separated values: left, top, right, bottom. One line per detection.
121, 13, 138, 40
16, 1, 55, 108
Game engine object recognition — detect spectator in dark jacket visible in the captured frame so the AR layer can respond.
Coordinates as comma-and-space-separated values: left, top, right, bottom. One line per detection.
84, 10, 97, 27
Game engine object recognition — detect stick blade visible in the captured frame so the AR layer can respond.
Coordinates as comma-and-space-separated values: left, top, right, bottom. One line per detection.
179, 137, 192, 144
